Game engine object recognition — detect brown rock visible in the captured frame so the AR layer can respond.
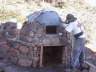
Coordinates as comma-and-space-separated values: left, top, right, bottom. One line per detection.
32, 57, 39, 67
19, 46, 29, 54
29, 31, 34, 37
10, 56, 18, 64
18, 58, 32, 67
13, 42, 20, 49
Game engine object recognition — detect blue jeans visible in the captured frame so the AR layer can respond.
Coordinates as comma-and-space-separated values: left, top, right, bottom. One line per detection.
70, 38, 85, 69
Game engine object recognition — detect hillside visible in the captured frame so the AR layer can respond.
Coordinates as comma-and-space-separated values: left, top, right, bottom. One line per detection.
0, 0, 96, 51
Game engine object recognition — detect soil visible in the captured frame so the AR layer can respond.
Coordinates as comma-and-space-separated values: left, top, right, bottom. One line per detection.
0, 59, 66, 72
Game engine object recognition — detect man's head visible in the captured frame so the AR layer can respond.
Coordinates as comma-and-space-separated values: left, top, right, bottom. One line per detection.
65, 14, 77, 24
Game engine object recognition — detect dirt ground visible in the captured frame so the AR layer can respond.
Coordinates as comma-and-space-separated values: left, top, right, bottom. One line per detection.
0, 59, 66, 72
0, 48, 93, 72
0, 59, 90, 72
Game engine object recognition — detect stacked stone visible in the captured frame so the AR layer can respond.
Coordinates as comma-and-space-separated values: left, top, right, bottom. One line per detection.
1, 21, 73, 68
7, 22, 42, 67
57, 26, 73, 67
1, 22, 17, 38
61, 36, 73, 68
19, 22, 44, 43
0, 20, 95, 70
7, 40, 41, 67
0, 37, 10, 59
19, 22, 66, 46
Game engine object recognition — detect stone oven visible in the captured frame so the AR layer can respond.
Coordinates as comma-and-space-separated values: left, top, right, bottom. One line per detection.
4, 10, 73, 68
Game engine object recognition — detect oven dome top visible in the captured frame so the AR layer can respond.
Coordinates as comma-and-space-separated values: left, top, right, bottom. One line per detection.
27, 10, 62, 26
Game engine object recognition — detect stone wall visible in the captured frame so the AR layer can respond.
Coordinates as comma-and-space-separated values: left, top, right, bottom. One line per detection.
7, 40, 41, 67
0, 22, 17, 38
19, 22, 69, 46
19, 22, 44, 44
0, 21, 73, 68
0, 37, 9, 59
0, 21, 96, 72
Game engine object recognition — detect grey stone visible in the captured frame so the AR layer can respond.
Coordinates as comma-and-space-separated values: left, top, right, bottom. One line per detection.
18, 58, 32, 67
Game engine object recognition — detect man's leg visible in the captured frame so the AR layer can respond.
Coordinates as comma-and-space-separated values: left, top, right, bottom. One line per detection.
79, 39, 85, 70
79, 49, 85, 67
70, 39, 82, 69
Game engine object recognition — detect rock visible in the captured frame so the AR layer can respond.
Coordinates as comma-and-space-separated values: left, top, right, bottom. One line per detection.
13, 43, 20, 49
19, 46, 29, 54
32, 57, 39, 68
0, 41, 9, 59
10, 56, 18, 64
1, 22, 17, 38
8, 48, 20, 57
4, 66, 18, 72
29, 31, 34, 37
18, 58, 32, 67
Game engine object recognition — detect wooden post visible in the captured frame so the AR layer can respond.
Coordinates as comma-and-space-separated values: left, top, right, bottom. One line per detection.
40, 45, 43, 67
